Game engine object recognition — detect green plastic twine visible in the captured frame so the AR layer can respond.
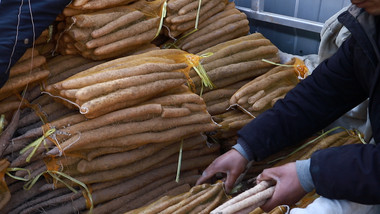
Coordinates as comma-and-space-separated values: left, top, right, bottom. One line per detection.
194, 0, 202, 29
0, 114, 5, 134
175, 140, 184, 183
48, 25, 54, 43
24, 170, 94, 213
20, 128, 56, 163
154, 1, 167, 39
262, 59, 294, 68
192, 53, 215, 93
354, 129, 367, 144
6, 168, 31, 182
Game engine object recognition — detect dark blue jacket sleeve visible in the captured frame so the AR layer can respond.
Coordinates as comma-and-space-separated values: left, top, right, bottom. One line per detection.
0, 0, 71, 88
311, 143, 380, 204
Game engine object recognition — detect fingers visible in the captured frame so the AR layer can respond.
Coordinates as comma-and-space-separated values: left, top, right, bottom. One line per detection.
196, 149, 249, 192
260, 186, 283, 212
196, 163, 220, 185
257, 162, 307, 212
256, 165, 281, 183
224, 169, 242, 193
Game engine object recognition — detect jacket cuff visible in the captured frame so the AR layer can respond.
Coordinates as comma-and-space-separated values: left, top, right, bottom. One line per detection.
233, 138, 253, 161
296, 159, 315, 192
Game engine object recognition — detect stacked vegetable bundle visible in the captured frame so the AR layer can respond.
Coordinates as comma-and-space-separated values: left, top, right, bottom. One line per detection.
57, 0, 163, 60
170, 2, 251, 54
0, 49, 220, 213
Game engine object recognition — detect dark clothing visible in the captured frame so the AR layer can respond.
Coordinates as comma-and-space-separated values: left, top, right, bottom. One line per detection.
0, 0, 70, 88
238, 5, 380, 204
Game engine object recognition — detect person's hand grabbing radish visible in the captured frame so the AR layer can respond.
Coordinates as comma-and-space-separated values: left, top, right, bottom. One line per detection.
196, 149, 249, 193
256, 162, 307, 212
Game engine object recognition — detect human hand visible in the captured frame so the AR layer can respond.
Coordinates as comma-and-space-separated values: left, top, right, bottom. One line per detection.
257, 162, 307, 212
196, 149, 249, 193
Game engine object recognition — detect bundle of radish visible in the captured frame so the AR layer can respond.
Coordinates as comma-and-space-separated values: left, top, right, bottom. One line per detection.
127, 180, 228, 214
190, 33, 280, 94
164, 0, 228, 38
57, 0, 164, 60
204, 58, 306, 151
230, 57, 308, 116
44, 49, 204, 118
169, 2, 250, 54
44, 85, 217, 156
211, 180, 275, 214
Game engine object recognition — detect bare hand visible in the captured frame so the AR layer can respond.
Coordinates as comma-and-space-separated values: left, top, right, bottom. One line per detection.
196, 149, 248, 193
257, 162, 307, 212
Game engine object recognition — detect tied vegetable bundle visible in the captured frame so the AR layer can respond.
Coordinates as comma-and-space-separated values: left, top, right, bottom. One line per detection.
45, 85, 218, 157
189, 33, 280, 116
210, 58, 307, 151
164, 0, 228, 38
193, 33, 280, 92
45, 49, 199, 118
57, 0, 164, 60
230, 57, 308, 116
